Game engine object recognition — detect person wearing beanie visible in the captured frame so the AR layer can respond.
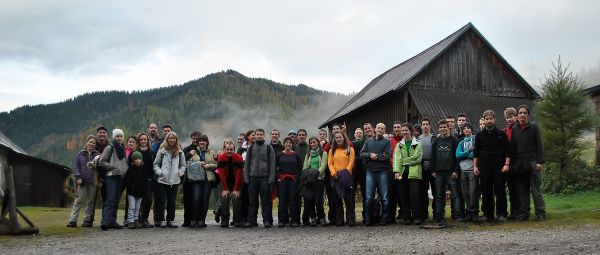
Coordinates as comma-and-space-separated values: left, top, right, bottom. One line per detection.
99, 128, 128, 231
124, 151, 148, 229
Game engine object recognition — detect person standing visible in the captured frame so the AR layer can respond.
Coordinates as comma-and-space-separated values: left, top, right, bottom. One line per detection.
393, 123, 423, 225
360, 123, 392, 226
456, 123, 480, 222
328, 131, 356, 226
302, 136, 328, 226
217, 143, 244, 227
351, 128, 366, 216
431, 120, 462, 223
294, 129, 309, 225
418, 117, 436, 221
123, 151, 148, 229
503, 107, 519, 220
511, 105, 545, 221
243, 129, 276, 228
153, 132, 186, 228
276, 137, 303, 227
99, 129, 128, 231
186, 134, 217, 228
67, 135, 101, 228
474, 111, 510, 223
270, 129, 284, 155
134, 133, 155, 228
182, 131, 202, 227
390, 121, 404, 222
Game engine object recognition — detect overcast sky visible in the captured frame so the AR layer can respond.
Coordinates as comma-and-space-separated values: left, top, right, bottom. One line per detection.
1, 0, 599, 112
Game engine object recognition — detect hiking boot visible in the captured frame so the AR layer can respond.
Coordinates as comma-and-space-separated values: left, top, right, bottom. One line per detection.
66, 221, 77, 228
507, 214, 517, 221
535, 214, 546, 221
167, 221, 179, 228
101, 224, 110, 231
462, 214, 473, 222
142, 220, 154, 228
347, 220, 356, 227
498, 216, 507, 224
81, 221, 93, 227
264, 222, 272, 228
310, 218, 318, 227
335, 222, 345, 227
128, 223, 136, 229
181, 222, 191, 228
111, 223, 123, 229
243, 222, 253, 228
221, 218, 230, 228
198, 221, 207, 228
403, 219, 412, 225
515, 214, 529, 221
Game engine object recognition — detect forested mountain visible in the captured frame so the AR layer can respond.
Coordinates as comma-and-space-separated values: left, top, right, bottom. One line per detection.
0, 70, 348, 166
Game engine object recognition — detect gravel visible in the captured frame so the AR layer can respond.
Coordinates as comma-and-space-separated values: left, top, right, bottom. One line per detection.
2, 221, 599, 254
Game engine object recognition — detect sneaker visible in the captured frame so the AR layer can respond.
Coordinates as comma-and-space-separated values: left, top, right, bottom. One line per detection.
535, 214, 546, 221
167, 221, 179, 228
111, 223, 123, 229
278, 222, 286, 228
66, 221, 77, 228
263, 223, 272, 228
498, 216, 507, 223
159, 221, 167, 228
101, 224, 110, 231
243, 222, 252, 228
81, 221, 93, 227
128, 223, 136, 229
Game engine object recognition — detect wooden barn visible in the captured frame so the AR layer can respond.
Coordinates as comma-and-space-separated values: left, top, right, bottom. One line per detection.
320, 23, 539, 134
0, 131, 71, 207
585, 84, 600, 163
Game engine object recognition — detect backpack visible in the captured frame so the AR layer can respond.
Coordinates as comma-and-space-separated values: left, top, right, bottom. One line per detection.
88, 145, 113, 187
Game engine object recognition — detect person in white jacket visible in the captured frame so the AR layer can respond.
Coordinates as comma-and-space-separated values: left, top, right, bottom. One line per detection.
153, 131, 186, 228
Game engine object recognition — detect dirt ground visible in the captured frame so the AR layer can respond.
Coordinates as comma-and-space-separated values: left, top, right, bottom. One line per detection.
1, 220, 599, 255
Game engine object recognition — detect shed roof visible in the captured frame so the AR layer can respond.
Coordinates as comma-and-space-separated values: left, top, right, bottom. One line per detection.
0, 130, 71, 173
321, 22, 538, 128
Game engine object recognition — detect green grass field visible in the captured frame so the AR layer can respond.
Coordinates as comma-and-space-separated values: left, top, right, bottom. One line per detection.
1, 191, 599, 239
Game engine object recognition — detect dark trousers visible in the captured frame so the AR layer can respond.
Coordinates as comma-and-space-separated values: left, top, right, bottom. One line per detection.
332, 184, 355, 225
421, 161, 436, 220
182, 180, 192, 224
240, 184, 249, 224
101, 175, 123, 225
247, 177, 273, 225
513, 170, 531, 217
389, 172, 400, 220
139, 177, 154, 222
324, 173, 336, 223
433, 172, 461, 221
190, 180, 211, 223
480, 163, 507, 218
156, 183, 179, 222
460, 171, 480, 215
278, 179, 299, 224
353, 160, 366, 204
151, 179, 160, 223
452, 171, 465, 219
397, 172, 422, 221
221, 191, 242, 224
304, 180, 326, 220
506, 172, 518, 217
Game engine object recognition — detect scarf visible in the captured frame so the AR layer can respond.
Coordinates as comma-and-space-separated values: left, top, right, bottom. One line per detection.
113, 140, 126, 160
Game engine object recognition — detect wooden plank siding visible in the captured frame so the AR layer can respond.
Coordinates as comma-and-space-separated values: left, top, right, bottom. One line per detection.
409, 30, 530, 98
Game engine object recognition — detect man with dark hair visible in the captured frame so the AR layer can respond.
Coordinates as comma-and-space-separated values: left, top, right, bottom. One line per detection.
243, 128, 276, 228
446, 115, 458, 137
181, 131, 202, 227
390, 121, 404, 221
474, 110, 510, 223
457, 113, 468, 140
148, 123, 160, 151
270, 129, 284, 155
503, 107, 519, 220
152, 124, 172, 156
294, 128, 310, 225
363, 123, 374, 140
237, 133, 246, 148
96, 126, 109, 153
360, 123, 392, 226
418, 117, 436, 221
511, 105, 545, 221
431, 119, 462, 223
352, 128, 366, 214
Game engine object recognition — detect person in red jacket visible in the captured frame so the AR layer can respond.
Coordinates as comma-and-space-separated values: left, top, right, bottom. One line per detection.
217, 143, 245, 227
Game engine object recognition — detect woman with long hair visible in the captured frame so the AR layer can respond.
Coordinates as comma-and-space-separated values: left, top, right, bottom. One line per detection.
153, 131, 186, 228
327, 131, 356, 226
67, 135, 101, 228
185, 134, 217, 228
302, 136, 328, 226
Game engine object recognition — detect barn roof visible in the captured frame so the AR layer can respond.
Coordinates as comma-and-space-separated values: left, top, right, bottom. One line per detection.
0, 130, 71, 173
321, 22, 538, 128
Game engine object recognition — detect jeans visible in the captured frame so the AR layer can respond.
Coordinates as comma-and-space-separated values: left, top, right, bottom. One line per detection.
139, 177, 154, 223
156, 184, 179, 222
278, 179, 299, 224
68, 183, 98, 223
126, 194, 142, 223
247, 177, 273, 225
221, 190, 242, 224
190, 180, 211, 223
460, 171, 480, 215
397, 172, 422, 221
530, 169, 546, 215
433, 172, 461, 221
101, 175, 123, 225
364, 169, 391, 223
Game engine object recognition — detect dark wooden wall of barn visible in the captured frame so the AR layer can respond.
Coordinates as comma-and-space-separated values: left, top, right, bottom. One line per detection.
331, 90, 420, 139
409, 30, 533, 98
13, 162, 67, 207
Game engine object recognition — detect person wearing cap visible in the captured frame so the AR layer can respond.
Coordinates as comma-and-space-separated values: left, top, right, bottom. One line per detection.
123, 151, 148, 229
456, 122, 480, 222
474, 110, 511, 223
67, 135, 101, 228
99, 128, 129, 231
288, 129, 298, 145
96, 126, 110, 153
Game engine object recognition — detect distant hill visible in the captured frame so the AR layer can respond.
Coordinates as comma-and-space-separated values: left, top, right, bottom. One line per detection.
0, 70, 349, 166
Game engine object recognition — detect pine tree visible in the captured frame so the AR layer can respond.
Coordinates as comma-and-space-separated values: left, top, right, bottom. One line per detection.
536, 57, 596, 193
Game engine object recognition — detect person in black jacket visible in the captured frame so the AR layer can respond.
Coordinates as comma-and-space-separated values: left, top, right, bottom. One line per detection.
510, 105, 545, 221
131, 133, 156, 228
181, 131, 202, 227
431, 119, 461, 223
124, 152, 148, 229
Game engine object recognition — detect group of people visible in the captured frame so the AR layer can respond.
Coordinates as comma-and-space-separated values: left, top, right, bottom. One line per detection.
66, 104, 545, 230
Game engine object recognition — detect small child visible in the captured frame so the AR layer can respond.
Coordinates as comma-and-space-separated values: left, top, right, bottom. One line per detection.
124, 151, 147, 229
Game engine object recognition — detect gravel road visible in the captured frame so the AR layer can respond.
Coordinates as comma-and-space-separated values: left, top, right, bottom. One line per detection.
2, 221, 599, 255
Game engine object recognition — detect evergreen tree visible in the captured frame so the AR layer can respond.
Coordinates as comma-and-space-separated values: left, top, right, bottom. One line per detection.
536, 57, 596, 193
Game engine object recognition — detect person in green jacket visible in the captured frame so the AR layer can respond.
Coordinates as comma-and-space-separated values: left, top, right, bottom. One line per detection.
393, 123, 424, 225
302, 136, 329, 226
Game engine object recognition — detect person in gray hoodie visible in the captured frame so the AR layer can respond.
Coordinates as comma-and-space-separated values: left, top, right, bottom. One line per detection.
67, 135, 101, 228
243, 128, 276, 228
100, 129, 129, 231
153, 131, 186, 228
